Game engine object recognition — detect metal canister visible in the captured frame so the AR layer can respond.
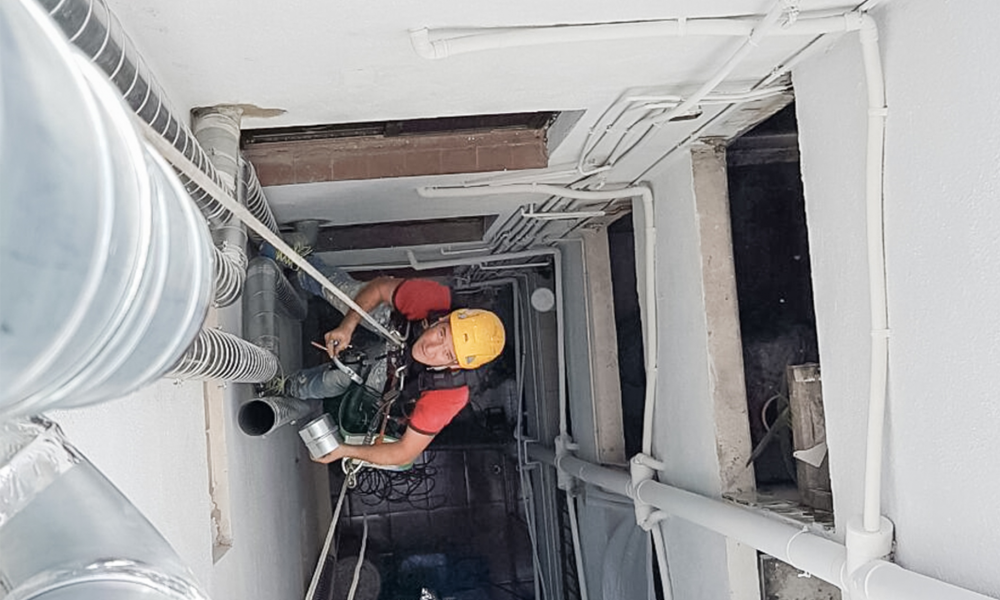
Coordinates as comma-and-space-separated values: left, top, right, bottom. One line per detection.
298, 414, 342, 460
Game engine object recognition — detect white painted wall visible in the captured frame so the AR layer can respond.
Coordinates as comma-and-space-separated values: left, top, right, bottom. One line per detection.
48, 303, 328, 600
794, 1, 1000, 596
639, 152, 759, 600
50, 379, 327, 598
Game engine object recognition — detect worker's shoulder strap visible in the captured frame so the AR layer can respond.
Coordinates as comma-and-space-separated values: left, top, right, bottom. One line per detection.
416, 368, 478, 393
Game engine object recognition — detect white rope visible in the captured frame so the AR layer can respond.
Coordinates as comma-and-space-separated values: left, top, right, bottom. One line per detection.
134, 116, 405, 348
347, 515, 370, 600
305, 477, 350, 600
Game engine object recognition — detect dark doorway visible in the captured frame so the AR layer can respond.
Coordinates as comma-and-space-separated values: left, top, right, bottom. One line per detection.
727, 103, 820, 488
607, 217, 646, 458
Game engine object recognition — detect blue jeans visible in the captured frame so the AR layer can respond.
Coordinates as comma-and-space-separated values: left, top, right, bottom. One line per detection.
286, 256, 391, 399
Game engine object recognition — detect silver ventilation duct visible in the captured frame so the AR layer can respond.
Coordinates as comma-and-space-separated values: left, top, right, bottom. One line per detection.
37, 0, 231, 223
39, 0, 280, 307
0, 417, 211, 600
193, 107, 249, 307
0, 0, 214, 419
238, 397, 316, 437
241, 157, 281, 243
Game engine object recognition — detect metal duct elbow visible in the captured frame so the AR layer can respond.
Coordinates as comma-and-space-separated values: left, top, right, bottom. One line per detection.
0, 417, 212, 600
166, 327, 279, 383
212, 242, 248, 308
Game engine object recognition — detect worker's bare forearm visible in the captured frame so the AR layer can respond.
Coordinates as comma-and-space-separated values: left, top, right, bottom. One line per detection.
342, 277, 401, 332
341, 441, 415, 467
326, 427, 433, 467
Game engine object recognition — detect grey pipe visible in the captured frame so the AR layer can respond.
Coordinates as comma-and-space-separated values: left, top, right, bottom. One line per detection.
238, 397, 316, 437
244, 256, 307, 363
166, 328, 279, 383
193, 107, 248, 307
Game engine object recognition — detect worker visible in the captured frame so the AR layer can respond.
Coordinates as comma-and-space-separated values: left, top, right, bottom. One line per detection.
276, 254, 506, 468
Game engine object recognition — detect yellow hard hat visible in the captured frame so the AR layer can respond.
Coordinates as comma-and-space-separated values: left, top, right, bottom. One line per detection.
449, 308, 506, 369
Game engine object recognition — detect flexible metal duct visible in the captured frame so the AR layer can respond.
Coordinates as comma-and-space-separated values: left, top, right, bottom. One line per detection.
238, 397, 316, 437
192, 107, 248, 307
211, 241, 248, 308
39, 0, 280, 306
166, 327, 279, 383
37, 0, 230, 223
0, 0, 214, 419
241, 157, 281, 243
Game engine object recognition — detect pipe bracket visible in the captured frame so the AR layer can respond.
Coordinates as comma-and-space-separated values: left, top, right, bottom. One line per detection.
630, 453, 660, 528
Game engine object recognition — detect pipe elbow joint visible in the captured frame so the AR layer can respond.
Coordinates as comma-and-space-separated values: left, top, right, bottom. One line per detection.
858, 13, 879, 41
409, 28, 447, 59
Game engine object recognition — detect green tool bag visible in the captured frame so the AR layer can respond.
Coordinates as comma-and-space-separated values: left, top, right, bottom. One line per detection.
336, 382, 408, 440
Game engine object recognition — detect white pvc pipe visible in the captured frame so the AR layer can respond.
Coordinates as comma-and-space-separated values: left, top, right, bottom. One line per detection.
531, 445, 635, 496
603, 0, 787, 168
418, 183, 658, 451
410, 13, 865, 60
634, 479, 848, 587
651, 525, 674, 600
852, 561, 994, 600
535, 443, 995, 600
858, 13, 890, 535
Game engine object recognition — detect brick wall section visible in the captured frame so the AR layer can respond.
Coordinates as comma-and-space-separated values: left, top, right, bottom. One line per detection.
244, 128, 548, 186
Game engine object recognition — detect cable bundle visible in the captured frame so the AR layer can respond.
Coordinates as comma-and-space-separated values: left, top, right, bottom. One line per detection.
351, 453, 444, 509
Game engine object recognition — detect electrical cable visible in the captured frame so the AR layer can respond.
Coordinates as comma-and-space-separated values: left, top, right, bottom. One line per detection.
350, 452, 444, 508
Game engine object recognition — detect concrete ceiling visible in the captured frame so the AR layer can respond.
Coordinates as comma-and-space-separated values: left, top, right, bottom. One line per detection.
107, 0, 855, 129
106, 0, 854, 227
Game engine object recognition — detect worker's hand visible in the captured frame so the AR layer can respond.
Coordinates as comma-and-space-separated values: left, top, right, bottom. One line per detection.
312, 445, 346, 464
323, 325, 353, 358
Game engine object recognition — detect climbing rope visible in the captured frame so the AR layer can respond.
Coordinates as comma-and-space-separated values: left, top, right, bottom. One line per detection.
305, 477, 350, 600
135, 116, 405, 348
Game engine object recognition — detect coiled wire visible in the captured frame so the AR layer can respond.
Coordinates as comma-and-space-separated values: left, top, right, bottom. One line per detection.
350, 452, 444, 509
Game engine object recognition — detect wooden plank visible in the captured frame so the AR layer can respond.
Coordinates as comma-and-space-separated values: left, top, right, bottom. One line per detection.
786, 363, 833, 512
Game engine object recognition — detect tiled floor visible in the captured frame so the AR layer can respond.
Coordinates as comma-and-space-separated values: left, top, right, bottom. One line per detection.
332, 447, 534, 600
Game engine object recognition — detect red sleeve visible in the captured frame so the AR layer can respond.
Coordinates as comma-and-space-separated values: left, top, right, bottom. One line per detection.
392, 279, 451, 320
408, 386, 469, 435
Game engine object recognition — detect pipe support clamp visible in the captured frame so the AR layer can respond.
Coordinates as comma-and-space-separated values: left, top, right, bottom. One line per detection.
630, 453, 660, 529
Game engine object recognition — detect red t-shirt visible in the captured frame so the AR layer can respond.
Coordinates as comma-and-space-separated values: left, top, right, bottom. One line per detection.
392, 279, 451, 320
391, 279, 468, 435
408, 386, 469, 435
